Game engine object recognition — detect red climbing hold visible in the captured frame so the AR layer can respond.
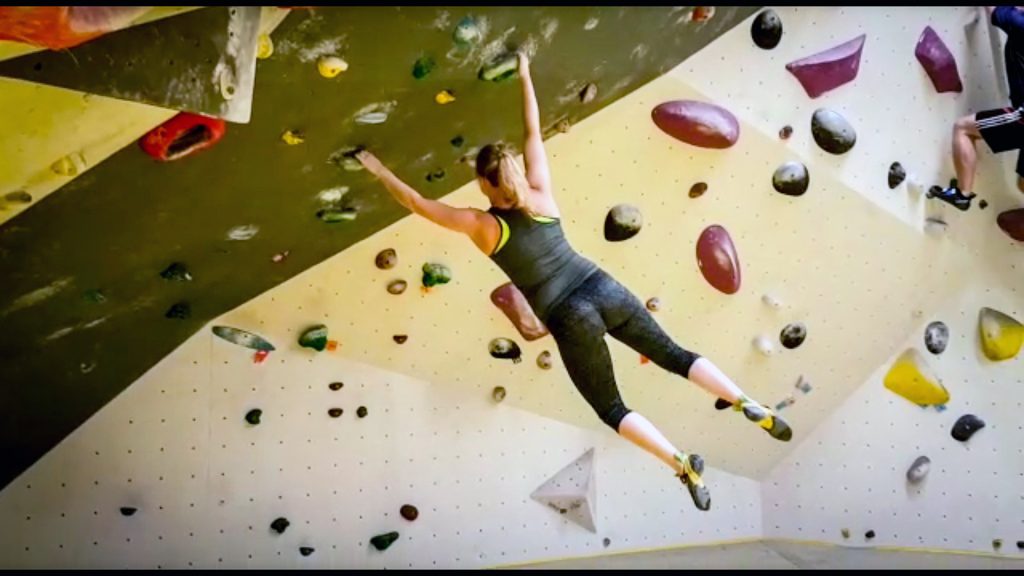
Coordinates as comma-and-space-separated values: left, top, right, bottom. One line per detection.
997, 208, 1024, 241
696, 225, 741, 295
786, 34, 865, 99
915, 26, 963, 93
253, 350, 270, 364
490, 282, 549, 341
640, 354, 650, 365
651, 100, 739, 149
139, 112, 226, 162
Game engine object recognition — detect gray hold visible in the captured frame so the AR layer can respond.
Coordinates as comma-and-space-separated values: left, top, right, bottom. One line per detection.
811, 108, 856, 155
924, 321, 949, 355
906, 455, 930, 483
604, 204, 643, 242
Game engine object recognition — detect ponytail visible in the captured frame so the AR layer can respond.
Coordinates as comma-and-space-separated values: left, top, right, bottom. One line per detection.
476, 143, 532, 213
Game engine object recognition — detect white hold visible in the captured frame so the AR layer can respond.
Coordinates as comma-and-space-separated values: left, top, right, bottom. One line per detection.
906, 173, 925, 197
317, 186, 349, 203
584, 17, 599, 30
753, 335, 775, 356
227, 224, 260, 241
924, 217, 947, 235
762, 293, 783, 310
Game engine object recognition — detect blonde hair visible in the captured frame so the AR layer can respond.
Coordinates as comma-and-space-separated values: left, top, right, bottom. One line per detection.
475, 143, 532, 212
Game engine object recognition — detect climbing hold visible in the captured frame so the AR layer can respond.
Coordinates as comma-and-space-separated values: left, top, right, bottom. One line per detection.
691, 6, 715, 22
603, 537, 611, 547
257, 33, 274, 59
165, 301, 190, 320
753, 335, 775, 356
841, 528, 850, 539
272, 250, 290, 263
811, 108, 856, 155
556, 119, 571, 133
772, 161, 810, 196
270, 517, 290, 534
356, 406, 368, 418
422, 262, 452, 288
370, 532, 399, 551
786, 34, 866, 98
50, 152, 86, 176
329, 382, 343, 391
775, 396, 796, 411
924, 321, 949, 355
393, 334, 408, 344
531, 448, 598, 533
646, 297, 661, 312
412, 56, 436, 79
1018, 540, 1024, 550
387, 279, 408, 295
317, 55, 348, 78
883, 349, 950, 406
604, 204, 643, 241
915, 26, 963, 93
400, 504, 419, 521
453, 15, 482, 46
536, 350, 553, 370
317, 207, 358, 223
84, 288, 106, 303
299, 547, 315, 557
997, 208, 1024, 241
212, 326, 276, 352
751, 9, 782, 50
160, 262, 192, 282
281, 130, 304, 145
579, 83, 598, 104
978, 307, 1023, 361
450, 135, 465, 147
979, 199, 988, 210
328, 408, 343, 418
888, 162, 906, 189
794, 375, 812, 394
491, 282, 549, 341
492, 386, 507, 402
780, 323, 807, 349
328, 147, 365, 172
865, 530, 875, 540
951, 414, 985, 442
435, 90, 456, 105
696, 225, 742, 295
993, 539, 1003, 550
651, 100, 739, 149
426, 169, 446, 182
245, 409, 262, 425
139, 113, 226, 162
299, 324, 329, 352
762, 293, 783, 309
778, 125, 793, 140
479, 52, 519, 82
688, 182, 708, 199
906, 455, 930, 483
375, 248, 398, 270
4, 190, 32, 204
489, 337, 523, 363
120, 507, 137, 517
227, 224, 259, 241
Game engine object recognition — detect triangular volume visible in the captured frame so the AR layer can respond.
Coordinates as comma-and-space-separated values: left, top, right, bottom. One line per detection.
0, 7, 261, 123
530, 448, 597, 533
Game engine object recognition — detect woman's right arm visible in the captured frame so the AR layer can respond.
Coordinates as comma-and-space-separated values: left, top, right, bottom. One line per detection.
517, 52, 552, 195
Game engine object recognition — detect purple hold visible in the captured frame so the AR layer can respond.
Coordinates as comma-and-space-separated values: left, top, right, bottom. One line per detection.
786, 34, 866, 99
915, 26, 963, 93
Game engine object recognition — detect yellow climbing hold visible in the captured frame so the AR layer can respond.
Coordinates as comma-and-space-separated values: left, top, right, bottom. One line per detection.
281, 130, 304, 146
979, 307, 1023, 361
257, 34, 274, 59
318, 55, 348, 78
51, 152, 86, 177
883, 348, 949, 406
435, 90, 456, 105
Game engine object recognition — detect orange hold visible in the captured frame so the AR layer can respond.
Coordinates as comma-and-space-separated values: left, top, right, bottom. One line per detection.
253, 350, 270, 364
326, 340, 338, 352
0, 6, 145, 50
640, 355, 650, 364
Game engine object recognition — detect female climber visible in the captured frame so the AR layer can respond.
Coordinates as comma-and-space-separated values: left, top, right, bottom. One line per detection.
356, 51, 792, 512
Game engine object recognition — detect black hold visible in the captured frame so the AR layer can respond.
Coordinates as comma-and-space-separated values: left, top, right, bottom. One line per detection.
120, 507, 138, 517
271, 517, 290, 534
865, 530, 875, 539
84, 288, 107, 303
245, 409, 262, 425
772, 161, 809, 196
489, 337, 523, 363
393, 334, 408, 344
603, 537, 611, 547
356, 406, 368, 418
400, 504, 419, 521
160, 262, 192, 282
1017, 540, 1024, 550
579, 83, 598, 104
412, 56, 436, 79
951, 414, 985, 441
375, 248, 398, 270
888, 162, 906, 189
328, 408, 343, 418
370, 531, 400, 551
779, 125, 793, 140
559, 508, 568, 514
426, 169, 446, 183
165, 301, 191, 320
688, 182, 708, 199
714, 398, 733, 410
779, 322, 807, 349
492, 386, 507, 402
924, 321, 949, 355
300, 547, 315, 557
387, 279, 408, 295
751, 9, 783, 50
450, 135, 465, 148
604, 204, 643, 241
993, 539, 1002, 550
979, 199, 988, 210
329, 382, 343, 391
810, 108, 856, 155
4, 190, 32, 204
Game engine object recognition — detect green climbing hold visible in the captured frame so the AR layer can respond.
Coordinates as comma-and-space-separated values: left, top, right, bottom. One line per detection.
489, 337, 522, 363
245, 409, 262, 425
453, 15, 482, 46
479, 52, 519, 82
160, 262, 192, 282
84, 288, 107, 303
317, 207, 357, 223
370, 531, 399, 551
772, 161, 809, 196
165, 301, 190, 320
299, 324, 329, 351
412, 56, 436, 79
422, 262, 452, 288
271, 517, 290, 534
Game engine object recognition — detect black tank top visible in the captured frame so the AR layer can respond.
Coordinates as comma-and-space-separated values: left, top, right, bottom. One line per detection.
487, 207, 597, 322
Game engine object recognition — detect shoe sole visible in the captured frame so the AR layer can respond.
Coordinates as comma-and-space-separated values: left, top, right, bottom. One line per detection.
679, 454, 711, 512
742, 404, 793, 442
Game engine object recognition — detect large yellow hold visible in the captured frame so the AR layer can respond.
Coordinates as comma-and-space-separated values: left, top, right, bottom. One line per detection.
979, 307, 1023, 361
883, 348, 949, 406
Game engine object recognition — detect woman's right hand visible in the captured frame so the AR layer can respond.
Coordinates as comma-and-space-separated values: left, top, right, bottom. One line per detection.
355, 150, 386, 177
517, 50, 530, 75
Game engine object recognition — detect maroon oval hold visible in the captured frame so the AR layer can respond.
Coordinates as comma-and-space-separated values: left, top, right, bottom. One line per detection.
997, 208, 1024, 241
651, 100, 739, 149
490, 282, 549, 341
696, 225, 741, 294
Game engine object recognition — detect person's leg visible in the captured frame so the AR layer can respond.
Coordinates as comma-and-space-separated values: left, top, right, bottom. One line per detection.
952, 113, 982, 194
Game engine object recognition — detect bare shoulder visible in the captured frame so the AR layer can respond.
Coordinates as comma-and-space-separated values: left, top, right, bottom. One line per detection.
530, 186, 561, 218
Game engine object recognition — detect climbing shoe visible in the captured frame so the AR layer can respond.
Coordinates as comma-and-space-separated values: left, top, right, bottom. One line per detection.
675, 452, 711, 512
926, 181, 975, 212
739, 400, 793, 442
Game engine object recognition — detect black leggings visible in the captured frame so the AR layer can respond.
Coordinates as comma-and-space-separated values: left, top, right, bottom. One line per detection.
545, 269, 702, 431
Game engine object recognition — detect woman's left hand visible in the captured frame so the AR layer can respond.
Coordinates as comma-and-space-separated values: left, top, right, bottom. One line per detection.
355, 150, 386, 176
